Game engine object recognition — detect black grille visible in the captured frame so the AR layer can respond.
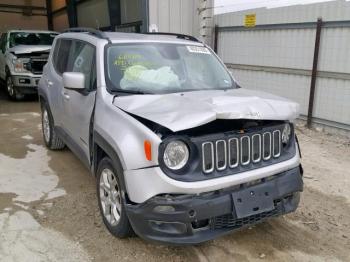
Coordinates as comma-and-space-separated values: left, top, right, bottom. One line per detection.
30, 59, 47, 74
201, 128, 282, 174
210, 208, 281, 230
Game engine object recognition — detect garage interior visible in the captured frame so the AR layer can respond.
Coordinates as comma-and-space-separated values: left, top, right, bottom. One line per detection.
0, 0, 147, 33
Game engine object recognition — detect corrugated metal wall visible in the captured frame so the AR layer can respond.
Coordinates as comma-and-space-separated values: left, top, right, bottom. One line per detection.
148, 0, 214, 44
148, 0, 201, 37
215, 0, 350, 130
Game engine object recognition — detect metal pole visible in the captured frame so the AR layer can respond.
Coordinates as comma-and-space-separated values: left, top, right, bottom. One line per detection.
307, 18, 323, 128
65, 0, 77, 28
107, 0, 121, 31
46, 0, 53, 31
214, 25, 219, 53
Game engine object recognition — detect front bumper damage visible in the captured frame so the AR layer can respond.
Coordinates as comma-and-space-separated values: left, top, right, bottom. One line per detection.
126, 166, 303, 245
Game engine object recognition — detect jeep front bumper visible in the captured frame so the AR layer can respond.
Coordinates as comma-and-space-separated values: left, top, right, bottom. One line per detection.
126, 166, 303, 245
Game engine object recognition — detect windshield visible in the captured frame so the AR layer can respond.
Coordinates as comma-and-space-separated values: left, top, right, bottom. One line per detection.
9, 32, 58, 47
106, 43, 235, 94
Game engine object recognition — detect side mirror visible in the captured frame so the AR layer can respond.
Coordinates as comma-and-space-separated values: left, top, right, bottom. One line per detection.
63, 72, 85, 90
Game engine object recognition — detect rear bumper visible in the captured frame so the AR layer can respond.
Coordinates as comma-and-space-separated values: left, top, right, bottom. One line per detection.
126, 166, 303, 245
11, 75, 40, 94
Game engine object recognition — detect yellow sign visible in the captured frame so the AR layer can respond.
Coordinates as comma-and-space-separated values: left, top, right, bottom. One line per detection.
244, 14, 256, 27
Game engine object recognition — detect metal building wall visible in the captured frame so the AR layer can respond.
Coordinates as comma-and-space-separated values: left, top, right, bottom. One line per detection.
148, 0, 201, 37
120, 0, 142, 24
215, 0, 350, 130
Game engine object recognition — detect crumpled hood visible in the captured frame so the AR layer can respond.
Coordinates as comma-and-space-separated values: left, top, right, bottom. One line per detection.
9, 45, 51, 55
113, 89, 300, 132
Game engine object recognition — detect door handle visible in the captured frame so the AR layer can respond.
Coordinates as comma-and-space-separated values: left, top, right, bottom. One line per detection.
46, 79, 53, 87
62, 92, 70, 100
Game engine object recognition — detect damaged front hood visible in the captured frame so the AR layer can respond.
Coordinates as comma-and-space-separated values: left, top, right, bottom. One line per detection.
9, 45, 51, 55
113, 89, 300, 132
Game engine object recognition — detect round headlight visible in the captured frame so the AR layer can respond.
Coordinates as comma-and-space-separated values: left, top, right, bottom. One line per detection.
282, 123, 292, 145
163, 140, 189, 170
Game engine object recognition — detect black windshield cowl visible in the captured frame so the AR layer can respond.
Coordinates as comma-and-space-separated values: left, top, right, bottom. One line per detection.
112, 89, 151, 96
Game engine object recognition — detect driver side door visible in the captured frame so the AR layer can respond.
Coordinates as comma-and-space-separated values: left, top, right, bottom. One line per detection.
61, 40, 96, 167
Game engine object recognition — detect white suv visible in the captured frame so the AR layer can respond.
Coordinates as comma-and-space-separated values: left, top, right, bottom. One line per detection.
38, 28, 303, 245
0, 30, 58, 100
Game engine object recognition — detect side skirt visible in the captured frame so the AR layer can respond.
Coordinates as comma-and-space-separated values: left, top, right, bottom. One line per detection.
54, 126, 91, 171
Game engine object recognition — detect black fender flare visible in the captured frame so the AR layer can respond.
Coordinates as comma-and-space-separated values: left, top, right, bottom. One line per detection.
93, 131, 127, 191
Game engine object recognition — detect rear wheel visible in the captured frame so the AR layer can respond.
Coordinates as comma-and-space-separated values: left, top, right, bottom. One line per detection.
41, 102, 65, 150
6, 75, 24, 101
97, 157, 133, 238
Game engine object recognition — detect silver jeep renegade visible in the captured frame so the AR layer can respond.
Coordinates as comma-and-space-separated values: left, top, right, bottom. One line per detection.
38, 28, 303, 245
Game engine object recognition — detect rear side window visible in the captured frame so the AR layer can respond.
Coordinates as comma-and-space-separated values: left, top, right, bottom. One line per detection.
53, 39, 71, 75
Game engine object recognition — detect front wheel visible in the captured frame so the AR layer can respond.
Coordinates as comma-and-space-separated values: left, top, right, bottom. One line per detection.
97, 157, 133, 238
6, 75, 24, 101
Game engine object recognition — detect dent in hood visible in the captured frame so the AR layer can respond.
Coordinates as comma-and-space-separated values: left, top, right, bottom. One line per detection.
9, 45, 51, 55
113, 89, 300, 132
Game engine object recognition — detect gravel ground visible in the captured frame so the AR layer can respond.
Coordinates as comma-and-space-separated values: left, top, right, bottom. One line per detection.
0, 94, 349, 262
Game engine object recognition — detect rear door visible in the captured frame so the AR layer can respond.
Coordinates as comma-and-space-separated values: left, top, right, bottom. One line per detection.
61, 40, 96, 165
44, 38, 72, 127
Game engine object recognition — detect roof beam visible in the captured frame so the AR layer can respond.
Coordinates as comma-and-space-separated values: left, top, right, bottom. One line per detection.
0, 4, 46, 11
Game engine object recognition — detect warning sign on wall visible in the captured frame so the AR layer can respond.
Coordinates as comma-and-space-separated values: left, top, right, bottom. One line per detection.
244, 14, 256, 27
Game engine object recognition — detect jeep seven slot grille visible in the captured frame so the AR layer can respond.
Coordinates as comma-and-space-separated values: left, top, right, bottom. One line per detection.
202, 130, 281, 174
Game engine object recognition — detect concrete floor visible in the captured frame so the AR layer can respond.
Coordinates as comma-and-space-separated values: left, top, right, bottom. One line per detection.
0, 89, 349, 262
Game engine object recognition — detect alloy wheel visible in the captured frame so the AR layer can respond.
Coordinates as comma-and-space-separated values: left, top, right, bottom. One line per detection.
99, 168, 122, 226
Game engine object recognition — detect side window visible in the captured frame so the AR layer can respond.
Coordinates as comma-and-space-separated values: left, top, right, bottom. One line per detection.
66, 41, 96, 91
53, 39, 71, 75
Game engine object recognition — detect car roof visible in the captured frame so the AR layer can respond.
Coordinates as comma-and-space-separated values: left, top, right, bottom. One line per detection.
60, 31, 204, 46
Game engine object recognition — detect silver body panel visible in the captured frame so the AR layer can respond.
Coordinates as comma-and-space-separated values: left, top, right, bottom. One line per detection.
113, 89, 300, 132
39, 32, 301, 204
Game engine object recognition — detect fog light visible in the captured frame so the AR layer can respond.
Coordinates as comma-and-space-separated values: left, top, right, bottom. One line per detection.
19, 78, 30, 84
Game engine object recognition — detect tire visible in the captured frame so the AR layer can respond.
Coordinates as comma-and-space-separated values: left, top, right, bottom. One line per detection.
41, 102, 65, 150
96, 157, 133, 238
6, 75, 24, 101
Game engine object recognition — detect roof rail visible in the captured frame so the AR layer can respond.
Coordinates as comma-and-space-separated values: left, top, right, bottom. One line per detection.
144, 32, 200, 42
64, 27, 111, 42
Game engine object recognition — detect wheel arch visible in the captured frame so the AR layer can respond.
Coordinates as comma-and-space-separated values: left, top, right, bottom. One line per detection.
5, 65, 10, 76
93, 131, 128, 192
